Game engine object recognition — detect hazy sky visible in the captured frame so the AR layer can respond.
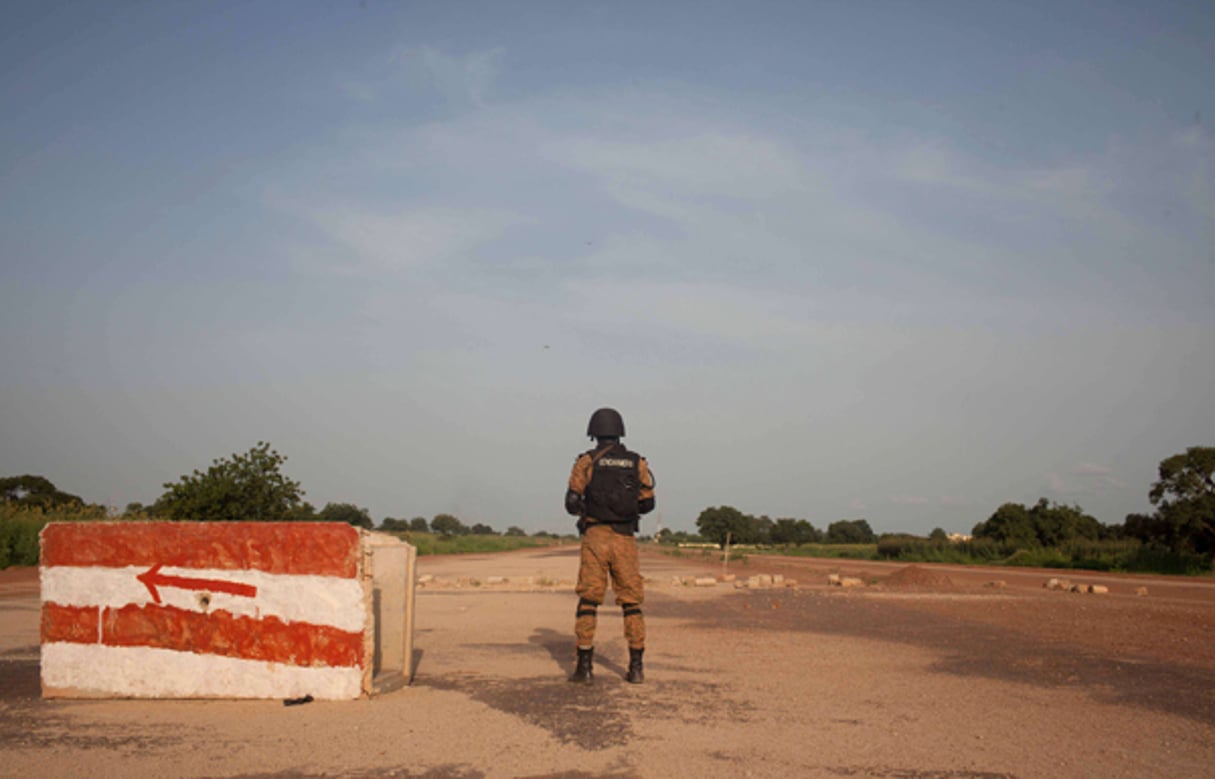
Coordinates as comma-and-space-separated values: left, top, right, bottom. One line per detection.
3, 1, 1213, 535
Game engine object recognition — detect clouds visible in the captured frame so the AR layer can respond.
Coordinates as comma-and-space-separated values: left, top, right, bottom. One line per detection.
294, 60, 1215, 340
246, 56, 1214, 531
4, 6, 1214, 535
1044, 463, 1128, 498
399, 46, 506, 107
306, 205, 531, 276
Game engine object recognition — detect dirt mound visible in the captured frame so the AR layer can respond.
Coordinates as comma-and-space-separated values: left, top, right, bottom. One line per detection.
883, 565, 955, 590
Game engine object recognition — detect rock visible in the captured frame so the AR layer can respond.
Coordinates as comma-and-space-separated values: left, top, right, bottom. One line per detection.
1069, 583, 1087, 593
773, 574, 784, 585
417, 574, 434, 584
694, 577, 717, 587
1135, 586, 1149, 597
783, 579, 798, 588
1089, 585, 1109, 594
746, 574, 774, 590
734, 580, 747, 589
671, 576, 684, 586
718, 573, 736, 583
828, 574, 841, 586
486, 576, 506, 585
840, 577, 865, 588
986, 580, 1006, 589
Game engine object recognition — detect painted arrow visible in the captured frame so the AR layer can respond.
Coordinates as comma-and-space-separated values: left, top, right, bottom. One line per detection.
136, 564, 258, 605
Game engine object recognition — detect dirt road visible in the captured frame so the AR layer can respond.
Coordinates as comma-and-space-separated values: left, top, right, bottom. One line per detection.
3, 547, 1214, 778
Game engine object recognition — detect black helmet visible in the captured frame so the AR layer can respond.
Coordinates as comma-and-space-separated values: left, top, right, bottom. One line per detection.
587, 407, 625, 438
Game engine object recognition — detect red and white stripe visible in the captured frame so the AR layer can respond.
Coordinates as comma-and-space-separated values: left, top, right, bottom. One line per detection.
40, 522, 369, 700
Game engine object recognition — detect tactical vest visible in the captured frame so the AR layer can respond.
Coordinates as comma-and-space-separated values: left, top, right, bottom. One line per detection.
584, 444, 641, 525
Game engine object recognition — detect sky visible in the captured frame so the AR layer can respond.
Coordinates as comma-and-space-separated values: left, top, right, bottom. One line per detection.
2, 1, 1213, 536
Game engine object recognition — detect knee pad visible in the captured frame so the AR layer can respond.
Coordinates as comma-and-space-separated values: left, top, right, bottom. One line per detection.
577, 598, 600, 618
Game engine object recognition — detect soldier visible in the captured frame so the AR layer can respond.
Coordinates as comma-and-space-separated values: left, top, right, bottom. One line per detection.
564, 407, 656, 685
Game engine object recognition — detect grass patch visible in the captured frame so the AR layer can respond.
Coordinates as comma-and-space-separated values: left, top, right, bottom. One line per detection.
744, 536, 1214, 576
388, 532, 570, 556
1, 503, 110, 568
748, 543, 880, 561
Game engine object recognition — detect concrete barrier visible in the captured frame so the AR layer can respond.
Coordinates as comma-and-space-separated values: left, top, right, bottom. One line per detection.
40, 522, 415, 700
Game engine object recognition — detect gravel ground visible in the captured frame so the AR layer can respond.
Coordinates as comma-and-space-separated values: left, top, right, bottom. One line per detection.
2, 547, 1214, 778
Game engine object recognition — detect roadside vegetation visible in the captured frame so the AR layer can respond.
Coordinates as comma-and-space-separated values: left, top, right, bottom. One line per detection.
657, 447, 1215, 576
3, 445, 1212, 573
395, 531, 569, 557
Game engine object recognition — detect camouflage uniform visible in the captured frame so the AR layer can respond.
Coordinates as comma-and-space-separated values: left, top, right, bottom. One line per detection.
567, 443, 655, 651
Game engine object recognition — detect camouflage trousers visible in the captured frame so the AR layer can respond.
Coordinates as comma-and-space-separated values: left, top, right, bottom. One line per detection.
574, 524, 645, 650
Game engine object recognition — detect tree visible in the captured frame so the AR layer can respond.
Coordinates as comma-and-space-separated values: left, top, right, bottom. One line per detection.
318, 502, 373, 529
152, 442, 304, 522
975, 499, 1104, 547
928, 527, 948, 542
696, 506, 754, 549
380, 517, 410, 531
431, 513, 466, 537
1125, 447, 1215, 559
504, 526, 526, 537
972, 503, 1035, 547
1, 475, 84, 509
469, 522, 496, 535
770, 518, 819, 546
287, 501, 317, 521
1029, 498, 1101, 546
752, 515, 774, 545
409, 517, 430, 533
825, 518, 876, 544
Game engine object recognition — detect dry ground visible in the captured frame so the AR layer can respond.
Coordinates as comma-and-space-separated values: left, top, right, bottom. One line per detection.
2, 546, 1214, 778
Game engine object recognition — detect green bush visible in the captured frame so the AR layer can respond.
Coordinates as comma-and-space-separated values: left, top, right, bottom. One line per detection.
0, 502, 110, 569
1123, 545, 1211, 576
0, 506, 49, 567
876, 535, 978, 564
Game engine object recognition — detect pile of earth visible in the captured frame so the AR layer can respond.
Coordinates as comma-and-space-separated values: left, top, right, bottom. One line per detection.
883, 565, 955, 590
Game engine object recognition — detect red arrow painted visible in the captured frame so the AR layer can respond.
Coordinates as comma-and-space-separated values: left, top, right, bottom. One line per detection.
136, 564, 258, 605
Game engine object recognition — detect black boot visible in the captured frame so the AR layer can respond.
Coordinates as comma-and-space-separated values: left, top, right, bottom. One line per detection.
568, 647, 593, 685
626, 647, 644, 684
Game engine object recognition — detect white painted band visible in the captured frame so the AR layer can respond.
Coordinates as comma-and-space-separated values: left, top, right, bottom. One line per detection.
41, 565, 367, 633
41, 642, 363, 700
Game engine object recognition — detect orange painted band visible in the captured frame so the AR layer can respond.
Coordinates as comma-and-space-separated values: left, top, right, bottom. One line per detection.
40, 522, 360, 578
42, 601, 364, 669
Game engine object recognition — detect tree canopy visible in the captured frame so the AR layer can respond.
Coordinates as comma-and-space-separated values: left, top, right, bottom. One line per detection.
973, 498, 1105, 547
825, 518, 876, 544
1, 475, 85, 509
430, 513, 466, 537
318, 502, 373, 529
695, 505, 755, 548
770, 517, 820, 545
151, 442, 304, 521
1125, 446, 1215, 560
